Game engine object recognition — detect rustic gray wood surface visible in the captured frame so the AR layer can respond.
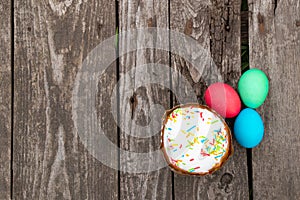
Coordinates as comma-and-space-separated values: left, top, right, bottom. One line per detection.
5, 0, 300, 199
249, 0, 300, 199
118, 0, 172, 199
0, 0, 11, 199
14, 0, 118, 199
170, 0, 249, 199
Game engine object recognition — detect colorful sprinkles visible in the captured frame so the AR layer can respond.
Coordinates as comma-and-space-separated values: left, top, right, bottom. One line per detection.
162, 106, 230, 174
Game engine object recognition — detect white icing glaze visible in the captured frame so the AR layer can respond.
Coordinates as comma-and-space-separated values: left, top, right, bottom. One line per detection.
162, 105, 230, 174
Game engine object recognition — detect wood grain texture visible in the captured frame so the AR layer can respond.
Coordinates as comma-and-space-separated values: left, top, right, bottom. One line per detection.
14, 0, 118, 199
249, 0, 300, 199
0, 0, 11, 199
170, 0, 249, 199
118, 0, 172, 199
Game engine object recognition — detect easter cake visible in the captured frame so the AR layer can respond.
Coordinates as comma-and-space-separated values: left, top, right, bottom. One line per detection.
161, 104, 233, 175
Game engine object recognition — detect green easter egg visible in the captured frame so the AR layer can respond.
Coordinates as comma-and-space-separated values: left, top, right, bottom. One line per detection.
238, 68, 269, 108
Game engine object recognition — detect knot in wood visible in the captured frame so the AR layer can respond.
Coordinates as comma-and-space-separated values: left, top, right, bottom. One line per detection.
220, 172, 233, 186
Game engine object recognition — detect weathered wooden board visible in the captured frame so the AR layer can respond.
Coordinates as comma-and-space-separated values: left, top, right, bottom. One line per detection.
0, 0, 11, 199
249, 0, 300, 199
170, 0, 249, 199
14, 0, 118, 199
118, 0, 172, 199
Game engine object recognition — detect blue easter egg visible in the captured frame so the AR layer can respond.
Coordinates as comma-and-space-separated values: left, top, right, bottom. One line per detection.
234, 108, 264, 148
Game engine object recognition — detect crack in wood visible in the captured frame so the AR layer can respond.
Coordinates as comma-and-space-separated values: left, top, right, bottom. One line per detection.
224, 1, 231, 32
257, 13, 265, 34
273, 0, 278, 15
130, 93, 138, 120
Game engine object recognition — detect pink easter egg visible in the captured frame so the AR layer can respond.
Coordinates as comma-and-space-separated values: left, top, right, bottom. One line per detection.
204, 83, 241, 118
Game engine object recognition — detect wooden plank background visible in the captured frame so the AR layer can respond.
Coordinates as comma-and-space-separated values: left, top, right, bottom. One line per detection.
249, 0, 300, 199
170, 0, 249, 199
0, 0, 297, 199
0, 0, 11, 199
14, 0, 118, 199
118, 0, 172, 199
